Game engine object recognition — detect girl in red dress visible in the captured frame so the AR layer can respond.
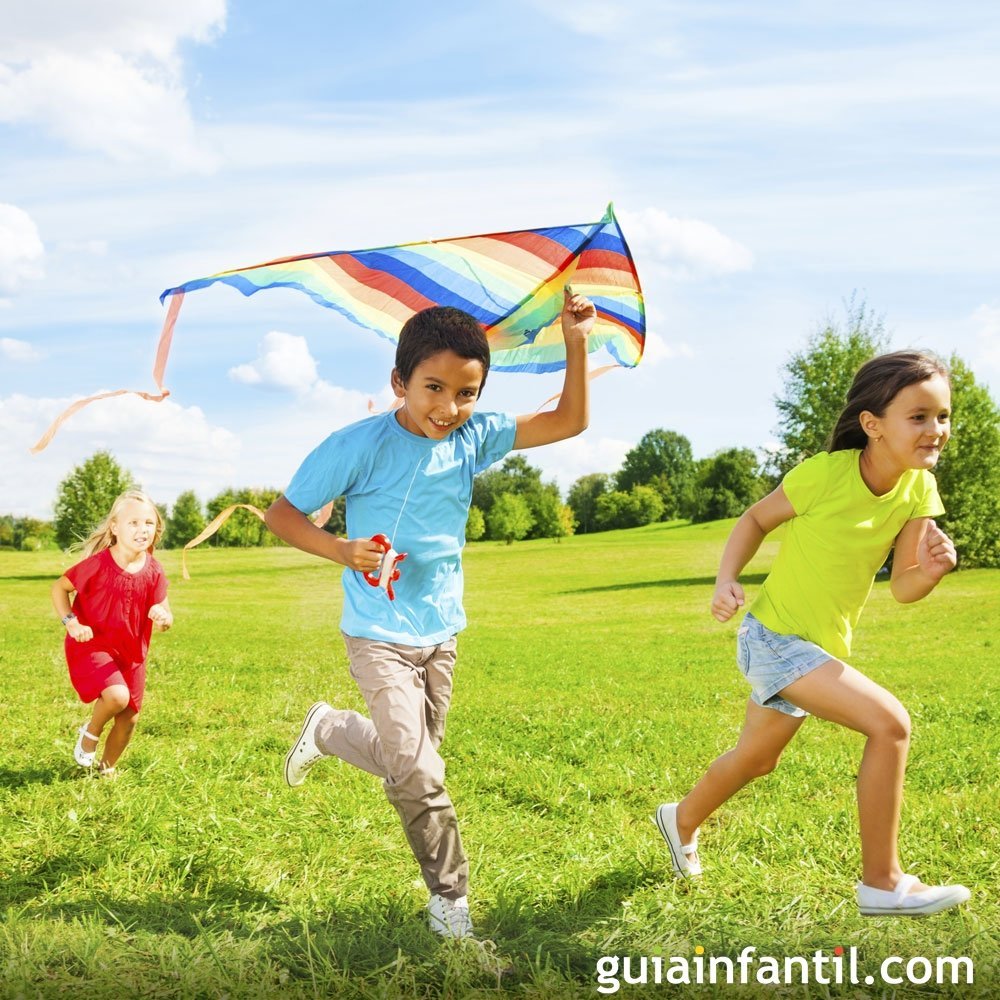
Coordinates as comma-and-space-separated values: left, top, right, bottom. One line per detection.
51, 490, 173, 777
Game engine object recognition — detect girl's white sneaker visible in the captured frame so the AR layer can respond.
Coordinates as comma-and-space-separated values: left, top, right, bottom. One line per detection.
857, 874, 970, 916
653, 803, 701, 877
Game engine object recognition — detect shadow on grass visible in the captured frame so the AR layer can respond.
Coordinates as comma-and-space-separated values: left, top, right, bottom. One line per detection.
564, 572, 768, 595
5, 857, 663, 992
40, 887, 279, 936
483, 861, 665, 972
0, 765, 63, 789
259, 862, 666, 988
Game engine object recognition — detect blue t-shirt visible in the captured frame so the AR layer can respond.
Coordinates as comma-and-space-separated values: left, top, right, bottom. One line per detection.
284, 409, 517, 645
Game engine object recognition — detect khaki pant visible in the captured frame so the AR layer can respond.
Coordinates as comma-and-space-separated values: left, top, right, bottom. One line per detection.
314, 633, 468, 900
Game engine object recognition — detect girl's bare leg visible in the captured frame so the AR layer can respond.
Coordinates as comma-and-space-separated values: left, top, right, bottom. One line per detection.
676, 699, 806, 851
82, 684, 131, 755
780, 659, 912, 891
100, 705, 139, 769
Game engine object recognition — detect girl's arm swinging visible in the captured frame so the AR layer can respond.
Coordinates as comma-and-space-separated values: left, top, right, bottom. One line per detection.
889, 517, 957, 604
711, 486, 797, 622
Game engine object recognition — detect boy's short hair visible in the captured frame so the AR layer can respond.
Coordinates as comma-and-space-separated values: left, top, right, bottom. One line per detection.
395, 307, 491, 394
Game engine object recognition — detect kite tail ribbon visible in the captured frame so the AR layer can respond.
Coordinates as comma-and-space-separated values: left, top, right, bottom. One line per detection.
181, 499, 334, 579
30, 292, 185, 453
181, 501, 266, 580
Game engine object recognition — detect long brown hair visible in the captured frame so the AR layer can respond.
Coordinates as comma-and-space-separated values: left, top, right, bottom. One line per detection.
75, 490, 164, 558
827, 350, 949, 452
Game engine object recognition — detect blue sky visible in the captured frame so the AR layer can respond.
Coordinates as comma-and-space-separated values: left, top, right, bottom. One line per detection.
2, 1, 998, 518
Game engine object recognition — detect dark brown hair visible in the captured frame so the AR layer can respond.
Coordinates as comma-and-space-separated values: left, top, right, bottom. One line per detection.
828, 350, 950, 452
394, 307, 490, 394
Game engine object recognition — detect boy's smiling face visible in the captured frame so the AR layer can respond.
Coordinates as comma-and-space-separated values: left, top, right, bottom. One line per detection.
392, 349, 485, 439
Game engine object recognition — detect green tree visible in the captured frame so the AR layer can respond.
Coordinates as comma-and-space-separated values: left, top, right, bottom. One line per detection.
566, 472, 609, 534
13, 517, 54, 550
487, 493, 534, 544
934, 356, 1000, 568
692, 448, 765, 523
164, 490, 206, 549
771, 296, 888, 481
466, 505, 486, 541
530, 490, 574, 540
53, 451, 134, 549
595, 484, 665, 530
615, 429, 695, 518
206, 488, 282, 547
474, 455, 565, 539
556, 503, 576, 539
473, 455, 542, 514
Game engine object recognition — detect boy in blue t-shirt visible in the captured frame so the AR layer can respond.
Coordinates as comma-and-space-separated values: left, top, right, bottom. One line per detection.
265, 290, 596, 939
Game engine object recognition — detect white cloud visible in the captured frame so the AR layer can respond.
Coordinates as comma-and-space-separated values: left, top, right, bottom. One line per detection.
0, 2, 225, 62
0, 1, 225, 168
641, 330, 695, 366
0, 203, 45, 294
639, 302, 695, 366
229, 331, 320, 393
0, 337, 44, 362
519, 433, 634, 493
228, 330, 396, 419
620, 207, 753, 279
971, 304, 1000, 371
1, 391, 238, 517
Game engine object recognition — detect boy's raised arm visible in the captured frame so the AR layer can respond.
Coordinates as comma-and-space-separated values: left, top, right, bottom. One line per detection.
513, 289, 596, 450
266, 496, 383, 573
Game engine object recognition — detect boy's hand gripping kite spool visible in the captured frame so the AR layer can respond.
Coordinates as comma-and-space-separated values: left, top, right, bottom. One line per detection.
363, 534, 407, 600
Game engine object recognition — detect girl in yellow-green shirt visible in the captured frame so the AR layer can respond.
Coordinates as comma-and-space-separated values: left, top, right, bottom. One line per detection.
655, 351, 970, 917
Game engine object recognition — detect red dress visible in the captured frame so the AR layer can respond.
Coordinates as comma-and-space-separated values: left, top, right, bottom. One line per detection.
64, 548, 168, 712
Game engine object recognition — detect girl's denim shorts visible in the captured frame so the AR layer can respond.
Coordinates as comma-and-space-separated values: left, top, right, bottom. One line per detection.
735, 612, 833, 718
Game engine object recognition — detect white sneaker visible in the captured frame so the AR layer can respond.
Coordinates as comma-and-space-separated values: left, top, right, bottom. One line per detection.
857, 874, 970, 917
427, 893, 474, 939
284, 702, 331, 787
654, 803, 701, 877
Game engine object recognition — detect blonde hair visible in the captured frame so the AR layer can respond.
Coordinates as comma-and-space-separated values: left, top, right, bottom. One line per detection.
77, 490, 164, 558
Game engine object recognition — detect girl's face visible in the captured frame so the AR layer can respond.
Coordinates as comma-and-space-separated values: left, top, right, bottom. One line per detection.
110, 499, 159, 554
863, 373, 951, 471
392, 349, 485, 440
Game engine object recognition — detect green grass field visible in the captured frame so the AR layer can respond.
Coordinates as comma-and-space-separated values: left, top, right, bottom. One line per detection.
1, 521, 996, 998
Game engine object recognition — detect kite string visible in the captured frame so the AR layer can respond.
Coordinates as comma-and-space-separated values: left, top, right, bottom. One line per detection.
390, 456, 425, 544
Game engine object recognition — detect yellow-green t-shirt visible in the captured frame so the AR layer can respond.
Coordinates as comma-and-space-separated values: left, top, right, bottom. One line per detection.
750, 449, 944, 658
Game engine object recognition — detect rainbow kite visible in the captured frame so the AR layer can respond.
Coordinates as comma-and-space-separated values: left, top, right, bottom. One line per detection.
34, 204, 644, 450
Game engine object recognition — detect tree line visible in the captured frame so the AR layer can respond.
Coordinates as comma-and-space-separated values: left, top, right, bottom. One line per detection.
6, 302, 999, 567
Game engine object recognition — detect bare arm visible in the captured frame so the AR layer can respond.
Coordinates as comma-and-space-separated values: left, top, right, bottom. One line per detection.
264, 496, 384, 573
513, 289, 596, 450
51, 575, 93, 642
711, 486, 796, 622
890, 517, 956, 603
